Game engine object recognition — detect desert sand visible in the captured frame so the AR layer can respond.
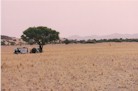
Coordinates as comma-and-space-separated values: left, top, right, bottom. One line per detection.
1, 43, 138, 91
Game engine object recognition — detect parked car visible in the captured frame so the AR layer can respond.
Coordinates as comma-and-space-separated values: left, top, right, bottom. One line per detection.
14, 47, 28, 54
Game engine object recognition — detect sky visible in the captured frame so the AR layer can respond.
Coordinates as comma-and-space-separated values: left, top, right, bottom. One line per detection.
1, 0, 138, 38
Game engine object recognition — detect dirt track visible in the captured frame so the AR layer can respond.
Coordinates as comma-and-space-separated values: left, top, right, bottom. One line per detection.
2, 43, 138, 91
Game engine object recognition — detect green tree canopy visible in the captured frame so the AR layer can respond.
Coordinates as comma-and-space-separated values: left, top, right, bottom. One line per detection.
21, 26, 59, 52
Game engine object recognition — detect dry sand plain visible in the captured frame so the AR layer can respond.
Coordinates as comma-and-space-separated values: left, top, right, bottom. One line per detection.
1, 43, 138, 91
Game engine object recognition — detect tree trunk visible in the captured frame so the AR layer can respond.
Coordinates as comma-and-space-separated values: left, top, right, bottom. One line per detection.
39, 44, 43, 53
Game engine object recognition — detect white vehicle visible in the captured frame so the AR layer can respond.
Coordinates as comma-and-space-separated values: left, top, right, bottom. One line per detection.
14, 47, 28, 54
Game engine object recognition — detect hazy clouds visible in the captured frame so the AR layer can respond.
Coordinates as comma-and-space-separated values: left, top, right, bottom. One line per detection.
2, 0, 138, 37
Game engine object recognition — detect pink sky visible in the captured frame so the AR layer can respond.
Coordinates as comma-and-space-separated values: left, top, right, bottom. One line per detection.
2, 0, 138, 38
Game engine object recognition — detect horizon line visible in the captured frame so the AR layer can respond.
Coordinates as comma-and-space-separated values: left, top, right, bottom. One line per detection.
1, 32, 138, 39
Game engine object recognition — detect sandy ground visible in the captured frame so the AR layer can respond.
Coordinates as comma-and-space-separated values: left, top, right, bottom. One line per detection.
1, 43, 138, 91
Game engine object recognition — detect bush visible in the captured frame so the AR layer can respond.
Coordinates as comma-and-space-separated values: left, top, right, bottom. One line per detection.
64, 39, 70, 44
10, 42, 15, 45
1, 41, 6, 45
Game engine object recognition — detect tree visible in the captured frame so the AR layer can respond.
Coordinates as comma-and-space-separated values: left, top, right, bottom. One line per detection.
21, 26, 59, 53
